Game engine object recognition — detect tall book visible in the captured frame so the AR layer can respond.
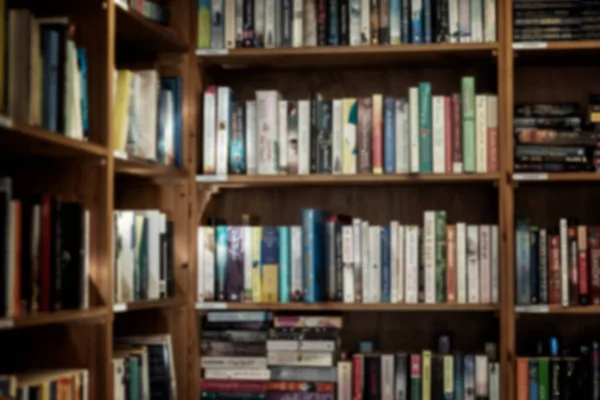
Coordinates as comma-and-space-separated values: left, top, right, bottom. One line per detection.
419, 82, 433, 173
461, 77, 476, 172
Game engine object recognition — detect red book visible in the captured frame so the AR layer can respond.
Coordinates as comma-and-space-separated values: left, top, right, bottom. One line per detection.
372, 95, 383, 174
200, 379, 268, 392
444, 96, 453, 173
451, 94, 462, 172
548, 234, 562, 305
568, 222, 579, 306
40, 195, 52, 312
487, 97, 498, 172
578, 225, 590, 305
446, 225, 456, 303
588, 227, 600, 305
410, 354, 421, 380
352, 354, 363, 400
516, 358, 529, 400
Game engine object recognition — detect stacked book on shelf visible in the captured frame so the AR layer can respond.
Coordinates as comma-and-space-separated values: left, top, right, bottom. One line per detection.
514, 102, 598, 173
515, 217, 600, 308
4, 9, 89, 139
116, 0, 170, 25
513, 0, 600, 42
202, 78, 498, 177
113, 210, 175, 304
113, 71, 183, 167
0, 177, 90, 319
196, 0, 497, 49
0, 369, 88, 398
197, 209, 499, 305
113, 334, 177, 400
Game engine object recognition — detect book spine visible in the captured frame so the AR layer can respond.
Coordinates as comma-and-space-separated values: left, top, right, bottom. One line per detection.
353, 218, 363, 302
538, 228, 548, 304
406, 226, 419, 303
279, 226, 291, 303
381, 225, 391, 303
340, 0, 350, 45
201, 379, 268, 392
470, 0, 483, 42
409, 87, 420, 173
538, 358, 549, 400
459, 0, 471, 42
560, 218, 569, 306
464, 355, 475, 400
362, 221, 371, 302
424, 211, 436, 304
475, 94, 488, 173
529, 359, 539, 400
475, 355, 489, 399
432, 95, 445, 173
230, 102, 247, 174
434, 0, 449, 42
298, 100, 311, 175
396, 354, 408, 399
590, 227, 600, 305
479, 225, 491, 304
282, 0, 293, 47
265, 0, 276, 47
446, 225, 456, 303
251, 227, 263, 302
401, 0, 410, 42
369, 226, 382, 303
236, 0, 245, 47
338, 361, 352, 400
548, 234, 561, 305
365, 355, 382, 398
243, 0, 256, 47
456, 222, 467, 303
327, 0, 340, 45
256, 90, 280, 174
268, 351, 333, 367
467, 225, 479, 303
246, 100, 257, 175
448, 0, 459, 42
454, 352, 463, 400
304, 0, 317, 46
395, 99, 409, 173
353, 354, 364, 400
310, 93, 321, 173
216, 87, 232, 176
332, 99, 344, 175
593, 342, 600, 400
261, 227, 280, 302
451, 93, 463, 173
243, 227, 253, 301
198, 0, 212, 48
290, 226, 303, 301
490, 362, 500, 400
461, 77, 476, 172
255, 0, 265, 46
516, 219, 530, 305
287, 101, 299, 174
226, 0, 236, 48
317, 0, 327, 45
410, 354, 422, 400
491, 225, 499, 304
579, 225, 589, 305
211, 0, 225, 48
391, 0, 401, 44
342, 98, 358, 174
391, 221, 399, 303
384, 96, 396, 174
302, 209, 325, 303
358, 97, 373, 173
350, 0, 362, 45
487, 95, 498, 172
343, 225, 355, 303
215, 226, 228, 301
568, 222, 578, 305
370, 0, 381, 44
317, 100, 333, 173
372, 94, 384, 174
361, 0, 371, 44
443, 96, 452, 173
278, 100, 289, 173
435, 211, 447, 303
484, 0, 496, 42
419, 82, 432, 173
411, 0, 423, 42
443, 355, 454, 400
423, 0, 431, 42
293, 0, 304, 46
382, 354, 394, 400
203, 87, 217, 174
380, 0, 390, 44
422, 351, 432, 400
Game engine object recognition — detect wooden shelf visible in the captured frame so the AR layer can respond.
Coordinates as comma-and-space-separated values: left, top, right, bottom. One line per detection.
196, 302, 499, 312
115, 4, 188, 56
0, 307, 109, 330
196, 42, 499, 69
196, 173, 500, 188
513, 172, 600, 183
113, 297, 187, 314
516, 305, 600, 314
114, 155, 188, 180
513, 40, 600, 65
0, 122, 107, 158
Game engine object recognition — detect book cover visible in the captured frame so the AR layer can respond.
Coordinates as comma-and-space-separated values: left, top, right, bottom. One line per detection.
261, 227, 280, 302
411, 0, 423, 43
372, 94, 384, 174
395, 99, 409, 173
358, 97, 373, 173
229, 102, 247, 174
226, 227, 245, 302
298, 99, 311, 174
350, 0, 362, 45
419, 82, 432, 173
390, 0, 401, 43
384, 96, 396, 174
332, 99, 344, 174
278, 100, 289, 174
475, 94, 487, 173
435, 211, 447, 303
370, 0, 380, 44
251, 226, 263, 302
287, 101, 299, 174
279, 226, 290, 303
302, 209, 326, 303
461, 77, 476, 172
381, 225, 391, 303
342, 98, 358, 174
433, 95, 446, 173
215, 226, 228, 301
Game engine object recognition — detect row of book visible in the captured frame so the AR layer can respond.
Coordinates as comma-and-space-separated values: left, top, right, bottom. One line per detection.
202, 78, 498, 176
515, 218, 600, 307
113, 334, 177, 400
514, 102, 598, 173
5, 10, 89, 139
0, 369, 88, 399
513, 0, 600, 42
113, 70, 183, 167
0, 178, 90, 319
113, 210, 176, 304
117, 0, 170, 25
197, 209, 499, 304
196, 0, 497, 50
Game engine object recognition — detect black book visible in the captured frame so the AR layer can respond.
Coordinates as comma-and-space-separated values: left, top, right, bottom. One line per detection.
0, 177, 10, 317
242, 0, 255, 47
432, 354, 444, 400
592, 342, 600, 400
433, 0, 449, 42
281, 0, 293, 47
59, 202, 85, 309
50, 197, 62, 311
538, 228, 549, 304
309, 93, 321, 173
529, 226, 539, 304
562, 358, 580, 400
317, 0, 327, 46
40, 22, 68, 133
401, 0, 411, 42
363, 355, 381, 399
166, 221, 175, 298
19, 197, 35, 313
339, 0, 349, 45
317, 99, 332, 173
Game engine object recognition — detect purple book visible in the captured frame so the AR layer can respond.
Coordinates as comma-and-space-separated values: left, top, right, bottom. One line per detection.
226, 227, 244, 301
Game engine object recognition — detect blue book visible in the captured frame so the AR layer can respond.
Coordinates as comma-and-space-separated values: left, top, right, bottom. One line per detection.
390, 0, 401, 43
401, 0, 410, 42
302, 209, 326, 303
215, 226, 228, 301
463, 355, 475, 399
77, 48, 89, 137
381, 226, 391, 303
529, 359, 539, 400
160, 77, 184, 168
411, 0, 423, 43
384, 97, 396, 174
327, 0, 339, 45
279, 226, 291, 303
530, 227, 539, 304
42, 28, 60, 132
418, 82, 432, 173
423, 0, 432, 42
454, 352, 464, 400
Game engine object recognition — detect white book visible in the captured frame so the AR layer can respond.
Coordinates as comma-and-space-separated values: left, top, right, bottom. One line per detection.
291, 226, 303, 301
353, 218, 363, 302
475, 355, 489, 398
256, 90, 280, 174
491, 225, 499, 304
255, 0, 265, 45
456, 222, 467, 303
560, 218, 569, 306
476, 95, 488, 173
342, 225, 355, 303
395, 99, 409, 173
449, 0, 460, 42
479, 225, 491, 304
338, 361, 353, 400
381, 355, 395, 400
484, 0, 497, 42
115, 212, 133, 303
113, 358, 126, 400
409, 87, 420, 173
243, 227, 253, 301
216, 87, 232, 176
489, 363, 500, 400
278, 100, 288, 173
163, 90, 175, 164
137, 70, 158, 160
225, 0, 236, 48
390, 221, 399, 303
397, 225, 405, 303
158, 213, 167, 298
369, 226, 381, 303
332, 99, 343, 175
146, 210, 162, 300
362, 221, 371, 303
264, 0, 276, 48
432, 96, 446, 174
405, 226, 419, 304
350, 0, 362, 45
292, 0, 304, 47
202, 357, 268, 370
470, 0, 483, 42
202, 226, 216, 301
298, 100, 311, 175
204, 369, 271, 380
360, 0, 370, 44
467, 225, 480, 303
424, 211, 436, 304
245, 100, 257, 175
267, 351, 333, 367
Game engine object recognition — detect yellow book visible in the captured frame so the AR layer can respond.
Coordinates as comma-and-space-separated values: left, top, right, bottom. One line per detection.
342, 98, 357, 174
261, 227, 279, 302
443, 355, 454, 396
41, 381, 50, 400
422, 350, 432, 400
251, 227, 262, 302
113, 70, 133, 152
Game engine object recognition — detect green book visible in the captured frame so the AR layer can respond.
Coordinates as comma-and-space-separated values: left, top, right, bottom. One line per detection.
197, 0, 211, 48
128, 357, 140, 400
461, 76, 476, 172
418, 82, 432, 173
538, 358, 549, 400
435, 211, 447, 302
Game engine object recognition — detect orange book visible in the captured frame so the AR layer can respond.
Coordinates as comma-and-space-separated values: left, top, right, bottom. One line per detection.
446, 225, 456, 303
12, 201, 21, 317
517, 357, 529, 400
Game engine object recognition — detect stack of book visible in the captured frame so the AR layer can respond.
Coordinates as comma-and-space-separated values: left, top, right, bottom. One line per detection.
0, 177, 90, 319
113, 334, 177, 399
196, 0, 497, 49
113, 210, 175, 304
4, 10, 89, 139
515, 218, 600, 307
202, 78, 498, 176
513, 0, 600, 42
514, 103, 596, 173
117, 0, 170, 25
197, 209, 499, 305
113, 71, 183, 167
343, 335, 500, 399
0, 370, 89, 398
200, 311, 272, 399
